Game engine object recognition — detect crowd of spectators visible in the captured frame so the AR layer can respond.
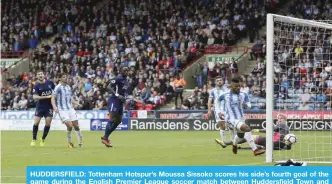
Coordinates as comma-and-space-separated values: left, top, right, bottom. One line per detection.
1, 0, 261, 111
181, 0, 332, 111
1, 0, 101, 53
239, 0, 332, 111
2, 0, 309, 112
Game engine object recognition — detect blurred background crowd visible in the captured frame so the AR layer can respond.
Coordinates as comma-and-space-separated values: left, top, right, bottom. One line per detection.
1, 0, 331, 112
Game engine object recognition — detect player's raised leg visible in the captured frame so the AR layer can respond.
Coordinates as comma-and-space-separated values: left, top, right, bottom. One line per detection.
102, 67, 129, 147
101, 111, 122, 147
232, 120, 265, 156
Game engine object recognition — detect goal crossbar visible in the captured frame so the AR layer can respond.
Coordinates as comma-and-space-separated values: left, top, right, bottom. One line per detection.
271, 14, 332, 29
265, 14, 332, 163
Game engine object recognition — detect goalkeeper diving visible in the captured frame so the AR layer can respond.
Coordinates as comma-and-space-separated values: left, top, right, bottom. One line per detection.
217, 114, 293, 150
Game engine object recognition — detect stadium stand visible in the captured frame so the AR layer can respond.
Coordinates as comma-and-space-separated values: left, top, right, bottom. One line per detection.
1, 0, 307, 112
241, 1, 332, 111
185, 0, 332, 111
1, 0, 100, 53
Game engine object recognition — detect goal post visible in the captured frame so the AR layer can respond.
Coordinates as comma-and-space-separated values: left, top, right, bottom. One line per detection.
266, 14, 332, 163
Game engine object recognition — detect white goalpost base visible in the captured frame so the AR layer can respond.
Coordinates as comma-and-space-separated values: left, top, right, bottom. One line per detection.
266, 14, 332, 164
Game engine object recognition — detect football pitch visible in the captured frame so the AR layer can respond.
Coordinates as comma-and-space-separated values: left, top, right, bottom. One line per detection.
1, 131, 332, 183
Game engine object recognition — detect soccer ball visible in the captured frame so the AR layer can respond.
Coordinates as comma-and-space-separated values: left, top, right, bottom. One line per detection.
284, 134, 297, 145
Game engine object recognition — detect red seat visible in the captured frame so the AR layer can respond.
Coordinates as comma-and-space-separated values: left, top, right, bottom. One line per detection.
135, 103, 144, 109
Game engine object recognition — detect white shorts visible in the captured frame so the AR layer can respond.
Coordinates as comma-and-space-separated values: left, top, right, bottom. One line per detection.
58, 108, 78, 123
227, 119, 246, 133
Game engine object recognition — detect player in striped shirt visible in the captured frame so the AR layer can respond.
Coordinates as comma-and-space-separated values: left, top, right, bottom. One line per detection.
207, 76, 229, 148
216, 78, 265, 156
51, 73, 83, 148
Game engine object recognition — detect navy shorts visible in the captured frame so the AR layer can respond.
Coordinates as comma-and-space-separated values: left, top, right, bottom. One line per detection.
35, 108, 53, 118
108, 98, 124, 115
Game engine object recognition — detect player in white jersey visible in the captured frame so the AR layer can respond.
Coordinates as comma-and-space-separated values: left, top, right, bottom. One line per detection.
51, 73, 83, 148
207, 76, 229, 148
216, 78, 265, 156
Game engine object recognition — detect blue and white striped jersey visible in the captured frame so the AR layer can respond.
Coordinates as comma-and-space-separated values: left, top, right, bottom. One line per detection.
53, 84, 73, 110
218, 92, 250, 122
209, 86, 229, 112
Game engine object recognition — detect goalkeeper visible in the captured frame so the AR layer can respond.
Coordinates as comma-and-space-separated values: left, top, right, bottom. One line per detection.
220, 114, 292, 150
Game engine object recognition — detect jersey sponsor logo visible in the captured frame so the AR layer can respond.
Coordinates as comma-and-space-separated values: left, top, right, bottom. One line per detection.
41, 91, 53, 96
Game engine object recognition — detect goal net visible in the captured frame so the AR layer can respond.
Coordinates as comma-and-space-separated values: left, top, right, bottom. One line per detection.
266, 14, 332, 164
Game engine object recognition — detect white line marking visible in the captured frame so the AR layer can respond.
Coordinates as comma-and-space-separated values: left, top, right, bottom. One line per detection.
229, 162, 267, 166
2, 176, 25, 178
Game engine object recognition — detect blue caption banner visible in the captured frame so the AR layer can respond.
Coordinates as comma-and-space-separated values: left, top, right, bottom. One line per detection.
27, 166, 332, 184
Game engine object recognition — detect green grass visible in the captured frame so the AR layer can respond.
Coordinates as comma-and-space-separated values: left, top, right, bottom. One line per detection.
1, 131, 332, 183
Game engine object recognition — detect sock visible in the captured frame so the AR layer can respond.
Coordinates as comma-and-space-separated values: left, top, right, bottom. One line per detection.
103, 121, 112, 140
66, 130, 72, 143
229, 130, 236, 143
244, 131, 257, 151
220, 129, 227, 142
233, 135, 243, 146
74, 127, 83, 144
42, 125, 50, 140
109, 121, 120, 135
32, 124, 39, 140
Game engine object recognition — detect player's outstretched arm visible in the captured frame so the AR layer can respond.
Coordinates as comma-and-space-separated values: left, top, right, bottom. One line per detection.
51, 86, 59, 112
207, 98, 213, 117
107, 80, 125, 101
71, 97, 82, 108
51, 94, 58, 112
216, 94, 225, 119
33, 94, 52, 100
32, 87, 52, 100
242, 93, 251, 109
273, 141, 291, 150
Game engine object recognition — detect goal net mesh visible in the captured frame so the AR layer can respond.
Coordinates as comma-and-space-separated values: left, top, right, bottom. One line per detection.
270, 16, 332, 163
